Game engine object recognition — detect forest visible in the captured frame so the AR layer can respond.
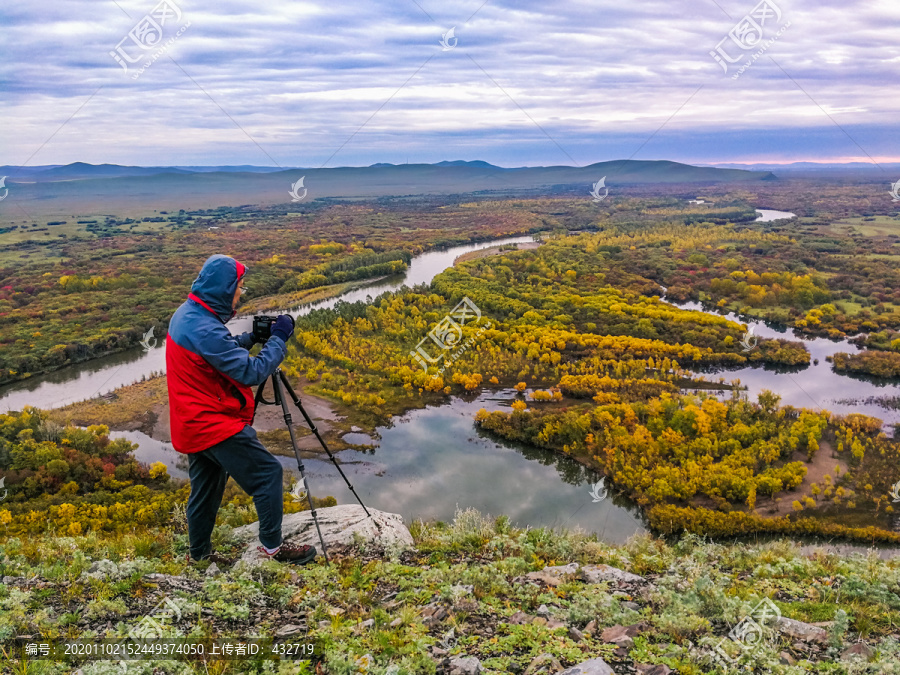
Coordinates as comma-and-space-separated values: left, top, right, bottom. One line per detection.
0, 407, 327, 538
0, 198, 549, 385
4, 181, 898, 383
3, 181, 900, 544
263, 187, 900, 541
4, 182, 900, 673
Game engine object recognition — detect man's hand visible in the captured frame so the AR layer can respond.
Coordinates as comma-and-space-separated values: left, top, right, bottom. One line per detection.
271, 314, 295, 343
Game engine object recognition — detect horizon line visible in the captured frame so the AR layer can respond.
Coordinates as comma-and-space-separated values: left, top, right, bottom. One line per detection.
5, 157, 900, 171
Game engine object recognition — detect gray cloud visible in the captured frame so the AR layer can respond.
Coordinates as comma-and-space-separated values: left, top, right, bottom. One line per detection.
1, 0, 897, 166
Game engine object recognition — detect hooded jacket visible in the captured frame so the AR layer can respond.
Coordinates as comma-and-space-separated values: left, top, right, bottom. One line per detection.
166, 254, 287, 453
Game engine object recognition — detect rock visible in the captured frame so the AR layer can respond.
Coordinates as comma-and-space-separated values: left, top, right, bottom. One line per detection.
842, 642, 873, 660
354, 654, 375, 672
318, 620, 330, 628
636, 667, 671, 675
452, 599, 479, 613
546, 619, 566, 629
583, 620, 597, 636
140, 573, 195, 591
601, 623, 645, 645
232, 504, 415, 567
507, 611, 534, 625
205, 562, 221, 577
380, 590, 399, 604
601, 625, 635, 649
450, 584, 474, 597
536, 604, 551, 618
275, 624, 306, 638
389, 618, 402, 628
622, 601, 641, 612
558, 657, 615, 675
580, 564, 645, 585
327, 607, 345, 617
419, 602, 449, 625
352, 618, 375, 635
448, 656, 482, 675
142, 573, 169, 583
779, 651, 796, 666
776, 617, 828, 644
524, 653, 563, 674
524, 571, 565, 587
81, 560, 118, 581
540, 563, 581, 578
568, 626, 584, 642
601, 624, 630, 641
1, 576, 25, 585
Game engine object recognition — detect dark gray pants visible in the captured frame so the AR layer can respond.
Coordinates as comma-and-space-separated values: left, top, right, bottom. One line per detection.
186, 425, 284, 558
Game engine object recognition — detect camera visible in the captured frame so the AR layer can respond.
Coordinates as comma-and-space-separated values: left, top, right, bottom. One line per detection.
252, 315, 278, 343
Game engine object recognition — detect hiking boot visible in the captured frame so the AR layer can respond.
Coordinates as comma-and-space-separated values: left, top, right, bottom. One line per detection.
256, 542, 317, 565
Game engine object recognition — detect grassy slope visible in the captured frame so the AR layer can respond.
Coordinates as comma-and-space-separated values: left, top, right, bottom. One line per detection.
2, 507, 899, 674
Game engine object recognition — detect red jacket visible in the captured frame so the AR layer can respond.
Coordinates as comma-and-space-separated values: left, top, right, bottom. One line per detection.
166, 254, 287, 453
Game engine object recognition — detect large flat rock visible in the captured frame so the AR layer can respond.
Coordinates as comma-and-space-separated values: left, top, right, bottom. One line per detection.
232, 504, 414, 566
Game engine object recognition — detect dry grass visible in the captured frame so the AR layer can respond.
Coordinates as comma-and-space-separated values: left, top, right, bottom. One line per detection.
49, 375, 168, 432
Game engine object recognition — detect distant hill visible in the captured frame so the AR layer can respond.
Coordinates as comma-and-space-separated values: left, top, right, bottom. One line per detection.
1, 159, 772, 184
169, 165, 296, 174
0, 163, 290, 182
434, 160, 501, 168
708, 161, 900, 172
0, 159, 776, 217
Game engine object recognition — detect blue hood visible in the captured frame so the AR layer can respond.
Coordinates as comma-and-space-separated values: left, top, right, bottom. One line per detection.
189, 254, 247, 323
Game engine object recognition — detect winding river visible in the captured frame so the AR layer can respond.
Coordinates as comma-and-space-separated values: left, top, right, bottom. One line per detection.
671, 300, 900, 428
667, 210, 900, 429
0, 212, 800, 410
0, 235, 537, 412
0, 234, 651, 542
3, 208, 898, 540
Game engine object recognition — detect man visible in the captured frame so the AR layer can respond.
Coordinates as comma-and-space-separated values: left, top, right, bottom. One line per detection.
166, 253, 316, 565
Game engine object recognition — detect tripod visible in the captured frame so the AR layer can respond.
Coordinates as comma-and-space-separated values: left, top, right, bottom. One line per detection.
253, 368, 381, 564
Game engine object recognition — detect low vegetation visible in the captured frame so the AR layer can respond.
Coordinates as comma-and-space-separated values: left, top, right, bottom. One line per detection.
3, 503, 900, 673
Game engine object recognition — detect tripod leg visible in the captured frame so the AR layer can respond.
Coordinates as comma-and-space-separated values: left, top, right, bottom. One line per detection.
277, 370, 382, 532
270, 373, 330, 564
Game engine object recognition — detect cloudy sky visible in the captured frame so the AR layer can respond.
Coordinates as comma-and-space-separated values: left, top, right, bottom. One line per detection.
2, 0, 898, 168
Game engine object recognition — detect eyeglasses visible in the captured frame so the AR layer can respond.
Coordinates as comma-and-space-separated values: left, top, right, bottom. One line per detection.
238, 285, 248, 295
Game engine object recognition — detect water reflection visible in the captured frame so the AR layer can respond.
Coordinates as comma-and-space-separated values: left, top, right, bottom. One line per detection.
112, 429, 189, 480
755, 209, 796, 222
672, 299, 900, 428
125, 390, 646, 543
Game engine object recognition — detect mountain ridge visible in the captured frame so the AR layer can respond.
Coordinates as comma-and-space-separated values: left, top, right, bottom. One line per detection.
1, 159, 776, 215
3, 159, 772, 183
